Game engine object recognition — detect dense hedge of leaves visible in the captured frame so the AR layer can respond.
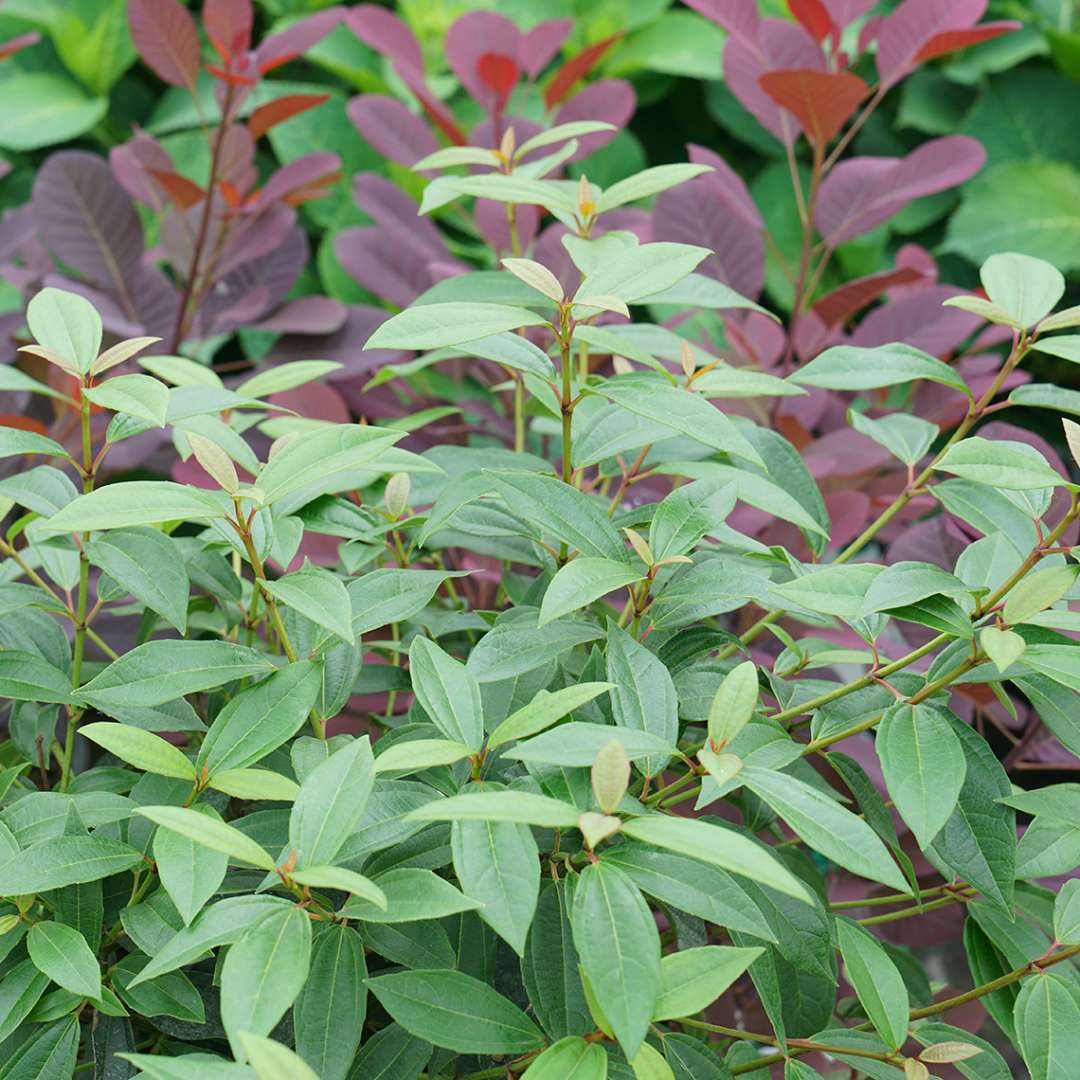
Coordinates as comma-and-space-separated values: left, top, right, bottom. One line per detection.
1, 2, 1080, 1080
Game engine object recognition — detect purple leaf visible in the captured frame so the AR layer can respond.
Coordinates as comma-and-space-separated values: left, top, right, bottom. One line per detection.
256, 7, 345, 73
723, 19, 825, 144
215, 203, 298, 280
204, 0, 253, 62
520, 20, 573, 78
346, 4, 423, 74
218, 125, 257, 196
814, 136, 985, 247
271, 305, 404, 380
850, 285, 982, 357
653, 164, 764, 299
335, 227, 436, 309
688, 144, 762, 228
474, 199, 540, 256
347, 95, 439, 168
252, 296, 348, 336
680, 0, 760, 41
256, 152, 341, 208
351, 174, 446, 260
553, 79, 635, 158
110, 131, 174, 210
875, 0, 987, 86
127, 0, 201, 90
445, 12, 522, 109
32, 152, 145, 317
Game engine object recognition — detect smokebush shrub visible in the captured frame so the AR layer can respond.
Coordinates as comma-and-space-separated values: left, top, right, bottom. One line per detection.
1, 2, 1080, 1080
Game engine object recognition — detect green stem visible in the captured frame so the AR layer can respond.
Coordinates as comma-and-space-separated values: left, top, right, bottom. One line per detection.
560, 334, 573, 485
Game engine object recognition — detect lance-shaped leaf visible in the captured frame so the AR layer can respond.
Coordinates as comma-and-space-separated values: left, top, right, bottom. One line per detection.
43, 481, 222, 533
0, 652, 73, 704
538, 557, 641, 626
366, 302, 548, 350
76, 641, 275, 712
26, 287, 101, 374
153, 804, 228, 926
79, 722, 195, 781
652, 945, 762, 1021
263, 565, 354, 644
85, 375, 169, 427
366, 969, 544, 1055
836, 918, 910, 1050
27, 921, 101, 999
790, 343, 971, 397
408, 791, 580, 829
0, 836, 144, 894
488, 683, 614, 750
0, 428, 70, 461
133, 806, 276, 870
408, 636, 484, 751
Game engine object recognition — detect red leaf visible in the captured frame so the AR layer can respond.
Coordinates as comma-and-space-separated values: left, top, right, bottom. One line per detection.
813, 265, 927, 328
0, 414, 50, 436
788, 0, 834, 42
147, 168, 206, 209
247, 93, 330, 140
477, 52, 519, 103
205, 64, 259, 87
282, 170, 343, 206
128, 0, 201, 90
758, 68, 869, 146
204, 0, 253, 62
542, 34, 620, 109
411, 84, 468, 146
913, 21, 1021, 64
0, 31, 40, 62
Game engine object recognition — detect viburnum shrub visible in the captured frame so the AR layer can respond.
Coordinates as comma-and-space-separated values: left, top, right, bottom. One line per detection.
1, 227, 1080, 1080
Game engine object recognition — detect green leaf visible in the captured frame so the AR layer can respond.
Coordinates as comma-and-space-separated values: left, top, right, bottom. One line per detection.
980, 252, 1065, 328
467, 613, 603, 682
198, 661, 322, 776
652, 945, 762, 1021
836, 918, 910, 1050
592, 374, 764, 466
648, 478, 737, 563
981, 626, 1026, 673
707, 660, 758, 750
1055, 880, 1080, 944
877, 703, 967, 850
452, 814, 539, 955
344, 1023, 431, 1080
571, 861, 661, 1057
454, 331, 558, 381
539, 557, 641, 626
926, 715, 1015, 911
85, 374, 169, 427
502, 721, 674, 767
408, 790, 580, 829
0, 74, 105, 150
0, 836, 143, 894
789, 343, 971, 397
576, 242, 710, 305
289, 866, 386, 908
946, 161, 1080, 272
520, 1038, 607, 1079
222, 906, 312, 1059
372, 738, 473, 775
365, 303, 547, 350
43, 481, 222, 533
153, 804, 228, 926
1004, 565, 1079, 625
488, 470, 628, 563
935, 437, 1066, 490
1022, 645, 1080, 693
339, 867, 479, 923
256, 425, 402, 506
0, 1015, 79, 1077
345, 568, 470, 635
742, 765, 909, 892
289, 736, 374, 868
603, 843, 775, 940
771, 563, 885, 622
598, 165, 713, 212
606, 622, 678, 777
77, 641, 274, 713
79, 722, 195, 781
0, 427, 70, 461
1014, 972, 1080, 1080
86, 528, 190, 633
620, 815, 813, 903
293, 923, 366, 1080
239, 1035, 319, 1080
0, 960, 52, 1041
235, 361, 342, 399
27, 920, 101, 999
408, 637, 484, 751
263, 564, 354, 644
1033, 336, 1080, 364
365, 969, 544, 1055
487, 683, 615, 750
133, 806, 275, 870
911, 1022, 1011, 1080
0, 651, 73, 704
26, 287, 102, 375
848, 410, 938, 466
